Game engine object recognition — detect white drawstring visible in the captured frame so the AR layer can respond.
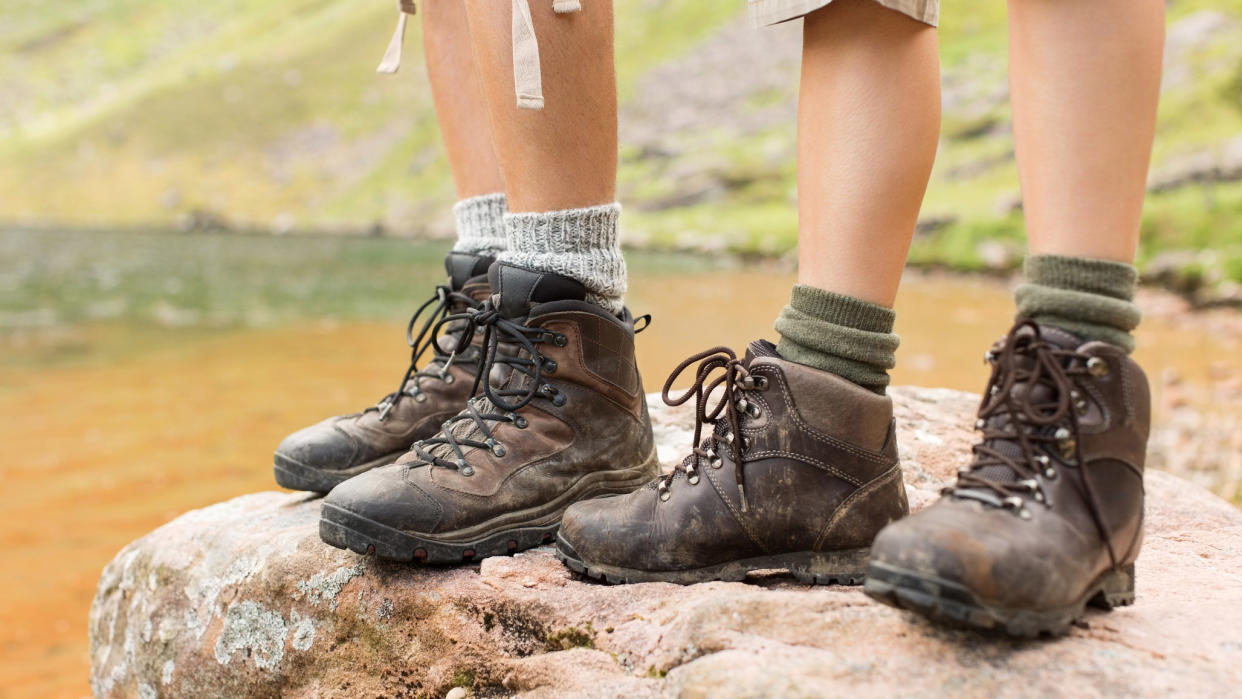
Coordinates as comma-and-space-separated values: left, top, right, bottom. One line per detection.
376, 0, 581, 111
376, 1, 417, 75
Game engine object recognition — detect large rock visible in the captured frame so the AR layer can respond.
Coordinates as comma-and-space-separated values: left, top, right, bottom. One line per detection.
90, 388, 1242, 698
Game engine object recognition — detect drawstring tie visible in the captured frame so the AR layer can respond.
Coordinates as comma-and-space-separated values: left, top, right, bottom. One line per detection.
376, 0, 581, 111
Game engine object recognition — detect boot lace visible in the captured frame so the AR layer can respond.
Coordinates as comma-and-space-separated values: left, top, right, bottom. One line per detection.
369, 285, 481, 422
656, 347, 768, 512
404, 303, 568, 475
949, 320, 1119, 564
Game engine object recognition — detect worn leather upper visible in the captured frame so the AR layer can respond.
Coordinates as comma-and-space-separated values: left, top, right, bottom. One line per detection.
870, 324, 1150, 609
559, 341, 910, 572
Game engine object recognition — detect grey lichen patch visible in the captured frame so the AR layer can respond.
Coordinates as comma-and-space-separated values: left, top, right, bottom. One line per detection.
162, 659, 175, 685
295, 563, 365, 611
291, 613, 317, 652
213, 600, 288, 671
138, 682, 157, 699
375, 598, 395, 622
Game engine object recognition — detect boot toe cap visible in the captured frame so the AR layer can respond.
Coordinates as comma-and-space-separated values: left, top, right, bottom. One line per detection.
871, 499, 1084, 609
323, 464, 443, 533
276, 418, 360, 472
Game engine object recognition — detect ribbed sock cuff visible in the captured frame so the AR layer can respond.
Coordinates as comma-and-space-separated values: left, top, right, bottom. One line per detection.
499, 203, 626, 314
1015, 254, 1141, 353
774, 285, 900, 395
451, 193, 507, 258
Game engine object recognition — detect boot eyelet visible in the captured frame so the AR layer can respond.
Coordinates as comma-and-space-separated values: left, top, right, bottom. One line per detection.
742, 436, 752, 450
553, 393, 567, 407
543, 359, 558, 373
513, 415, 529, 429
552, 333, 568, 347
754, 375, 769, 391
414, 392, 428, 403
659, 490, 671, 502
442, 374, 456, 385
975, 418, 986, 429
1044, 467, 1058, 479
746, 404, 761, 419
1086, 356, 1110, 377
489, 441, 507, 457
709, 455, 723, 469
688, 474, 700, 485
1018, 508, 1033, 520
460, 464, 475, 477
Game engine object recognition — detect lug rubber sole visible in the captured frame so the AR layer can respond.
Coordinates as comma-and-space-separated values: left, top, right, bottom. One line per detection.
863, 560, 1136, 638
319, 451, 662, 563
273, 451, 401, 494
555, 534, 870, 585
321, 505, 561, 563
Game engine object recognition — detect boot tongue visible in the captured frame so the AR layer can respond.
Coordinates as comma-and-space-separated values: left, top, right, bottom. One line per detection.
445, 252, 494, 291
488, 262, 587, 320
970, 322, 1085, 484
744, 339, 780, 366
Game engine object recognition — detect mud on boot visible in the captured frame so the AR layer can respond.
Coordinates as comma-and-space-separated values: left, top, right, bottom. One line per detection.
556, 340, 909, 585
273, 252, 494, 493
318, 262, 661, 563
865, 321, 1149, 638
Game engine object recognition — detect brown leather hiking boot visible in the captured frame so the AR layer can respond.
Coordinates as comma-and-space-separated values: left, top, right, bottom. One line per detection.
865, 321, 1150, 637
318, 262, 661, 562
273, 252, 493, 493
555, 340, 909, 585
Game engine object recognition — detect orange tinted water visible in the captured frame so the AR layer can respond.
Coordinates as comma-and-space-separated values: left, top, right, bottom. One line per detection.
2, 272, 1239, 697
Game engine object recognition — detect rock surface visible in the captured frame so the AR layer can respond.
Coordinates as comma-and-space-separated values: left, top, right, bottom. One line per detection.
90, 388, 1242, 698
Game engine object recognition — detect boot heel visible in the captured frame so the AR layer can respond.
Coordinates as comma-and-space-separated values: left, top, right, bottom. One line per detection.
1090, 563, 1136, 610
788, 548, 871, 586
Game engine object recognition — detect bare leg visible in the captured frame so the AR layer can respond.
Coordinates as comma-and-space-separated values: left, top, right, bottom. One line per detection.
797, 0, 941, 308
1009, 0, 1164, 262
423, 0, 505, 199
462, 0, 617, 212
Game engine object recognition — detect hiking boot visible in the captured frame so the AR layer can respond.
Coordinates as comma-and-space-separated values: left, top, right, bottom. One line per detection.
318, 262, 661, 562
865, 321, 1150, 637
273, 252, 493, 492
555, 340, 909, 585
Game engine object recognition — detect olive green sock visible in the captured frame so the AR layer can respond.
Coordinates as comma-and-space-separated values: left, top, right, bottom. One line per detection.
774, 285, 899, 395
1014, 254, 1141, 353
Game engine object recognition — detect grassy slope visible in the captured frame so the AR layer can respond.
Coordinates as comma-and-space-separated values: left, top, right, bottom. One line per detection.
4, 0, 1242, 289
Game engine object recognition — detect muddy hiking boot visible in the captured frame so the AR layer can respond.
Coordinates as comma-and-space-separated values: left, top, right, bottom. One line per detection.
865, 321, 1150, 637
318, 262, 661, 563
556, 340, 909, 585
273, 252, 494, 493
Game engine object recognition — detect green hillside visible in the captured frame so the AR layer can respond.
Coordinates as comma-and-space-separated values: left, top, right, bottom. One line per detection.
4, 0, 1242, 298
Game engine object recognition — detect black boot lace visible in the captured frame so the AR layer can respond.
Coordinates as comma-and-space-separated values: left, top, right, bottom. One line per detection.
369, 285, 481, 422
404, 304, 568, 475
656, 347, 768, 512
949, 320, 1119, 564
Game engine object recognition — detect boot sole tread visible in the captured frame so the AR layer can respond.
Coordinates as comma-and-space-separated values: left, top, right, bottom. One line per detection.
863, 560, 1136, 638
555, 534, 870, 586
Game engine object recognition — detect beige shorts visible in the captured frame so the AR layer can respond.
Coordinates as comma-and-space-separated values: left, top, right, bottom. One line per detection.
749, 0, 939, 28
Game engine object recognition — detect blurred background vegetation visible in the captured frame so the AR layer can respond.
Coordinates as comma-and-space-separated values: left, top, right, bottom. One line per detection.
5, 0, 1242, 314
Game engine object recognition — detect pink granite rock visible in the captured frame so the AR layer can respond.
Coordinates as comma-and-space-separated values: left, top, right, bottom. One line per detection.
90, 388, 1242, 698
